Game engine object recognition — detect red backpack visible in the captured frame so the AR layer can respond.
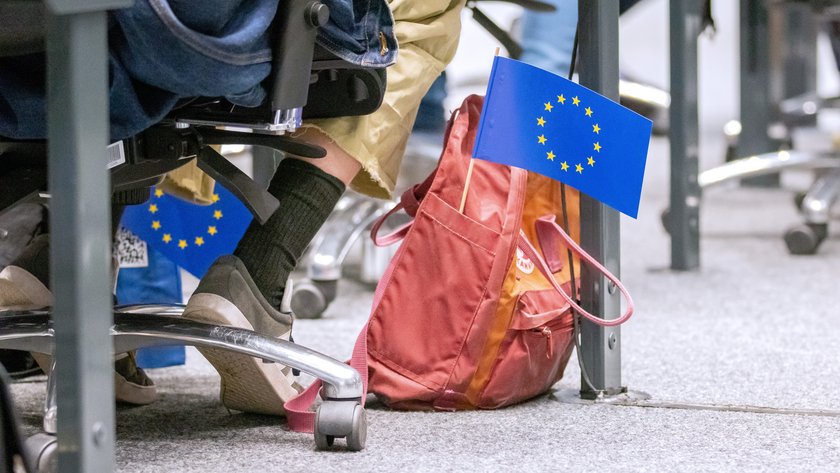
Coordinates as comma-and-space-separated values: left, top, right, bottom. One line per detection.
286, 95, 634, 427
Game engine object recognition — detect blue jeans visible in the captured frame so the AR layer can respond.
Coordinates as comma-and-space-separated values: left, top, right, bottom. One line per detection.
519, 0, 644, 77
0, 0, 397, 141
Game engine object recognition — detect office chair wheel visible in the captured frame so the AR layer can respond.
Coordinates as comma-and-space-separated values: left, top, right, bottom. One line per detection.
313, 400, 367, 451
784, 223, 828, 255
291, 279, 337, 319
25, 433, 57, 473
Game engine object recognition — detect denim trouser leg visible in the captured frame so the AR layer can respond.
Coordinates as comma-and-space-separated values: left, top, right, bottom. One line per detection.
519, 0, 578, 77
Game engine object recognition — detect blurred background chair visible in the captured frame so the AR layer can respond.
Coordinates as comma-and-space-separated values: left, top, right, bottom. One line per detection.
664, 0, 840, 254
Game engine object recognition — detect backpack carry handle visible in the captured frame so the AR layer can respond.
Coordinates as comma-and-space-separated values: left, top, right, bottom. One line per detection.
517, 214, 634, 327
370, 201, 411, 247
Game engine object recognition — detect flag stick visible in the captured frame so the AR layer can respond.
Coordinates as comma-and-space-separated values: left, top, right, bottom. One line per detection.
460, 47, 501, 214
458, 159, 474, 213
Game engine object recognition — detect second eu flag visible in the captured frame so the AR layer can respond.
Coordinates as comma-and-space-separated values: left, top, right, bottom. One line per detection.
121, 183, 252, 278
473, 57, 652, 218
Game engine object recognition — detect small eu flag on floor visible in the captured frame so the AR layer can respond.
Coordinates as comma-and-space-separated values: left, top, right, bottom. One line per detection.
121, 184, 252, 278
473, 57, 652, 218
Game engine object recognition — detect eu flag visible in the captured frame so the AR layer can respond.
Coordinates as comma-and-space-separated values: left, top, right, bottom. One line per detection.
121, 184, 252, 277
473, 57, 652, 218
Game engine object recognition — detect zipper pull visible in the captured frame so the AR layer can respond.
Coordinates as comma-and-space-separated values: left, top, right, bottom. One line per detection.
539, 327, 553, 359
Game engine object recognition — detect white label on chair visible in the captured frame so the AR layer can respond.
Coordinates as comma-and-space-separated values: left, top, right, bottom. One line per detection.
106, 141, 127, 169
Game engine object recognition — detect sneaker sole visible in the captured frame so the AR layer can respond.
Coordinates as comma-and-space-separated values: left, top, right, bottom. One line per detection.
0, 266, 53, 311
184, 293, 300, 416
31, 352, 158, 405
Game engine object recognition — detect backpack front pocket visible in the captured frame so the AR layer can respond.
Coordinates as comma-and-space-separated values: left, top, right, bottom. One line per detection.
368, 193, 500, 394
478, 289, 575, 408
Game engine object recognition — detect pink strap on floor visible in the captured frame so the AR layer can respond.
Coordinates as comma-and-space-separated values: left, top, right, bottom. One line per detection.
284, 324, 370, 433
285, 230, 401, 432
517, 215, 634, 327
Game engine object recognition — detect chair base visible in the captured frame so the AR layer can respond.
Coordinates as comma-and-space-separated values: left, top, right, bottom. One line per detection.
0, 306, 367, 455
661, 146, 840, 255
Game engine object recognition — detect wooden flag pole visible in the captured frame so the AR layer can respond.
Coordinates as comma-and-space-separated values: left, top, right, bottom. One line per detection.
458, 160, 475, 213
459, 47, 501, 214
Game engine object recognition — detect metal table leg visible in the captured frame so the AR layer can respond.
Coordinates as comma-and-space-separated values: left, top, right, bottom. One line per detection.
45, 1, 131, 470
738, 0, 780, 186
669, 0, 702, 271
577, 0, 624, 399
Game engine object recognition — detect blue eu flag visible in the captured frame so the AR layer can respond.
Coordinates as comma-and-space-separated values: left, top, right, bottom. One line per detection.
473, 57, 652, 218
121, 184, 252, 277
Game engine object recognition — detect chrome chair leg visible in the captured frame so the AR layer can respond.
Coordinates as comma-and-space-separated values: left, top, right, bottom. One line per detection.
800, 168, 840, 225
698, 150, 840, 190
43, 358, 56, 435
784, 169, 840, 255
0, 308, 368, 451
110, 309, 364, 401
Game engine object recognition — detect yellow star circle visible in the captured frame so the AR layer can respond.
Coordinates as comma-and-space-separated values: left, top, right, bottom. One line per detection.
147, 187, 225, 250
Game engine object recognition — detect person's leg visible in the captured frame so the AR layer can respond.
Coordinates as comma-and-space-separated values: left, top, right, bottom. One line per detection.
519, 0, 578, 77
182, 131, 361, 415
183, 0, 468, 416
232, 130, 360, 309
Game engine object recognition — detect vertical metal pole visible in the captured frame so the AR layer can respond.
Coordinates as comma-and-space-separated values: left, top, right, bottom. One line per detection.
47, 10, 115, 472
778, 3, 818, 125
738, 0, 780, 186
669, 0, 702, 271
577, 0, 623, 398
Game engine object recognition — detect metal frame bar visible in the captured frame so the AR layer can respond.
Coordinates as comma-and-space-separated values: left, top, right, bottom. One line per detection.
668, 0, 702, 271
47, 10, 115, 472
0, 311, 364, 400
577, 0, 623, 398
738, 0, 781, 186
776, 2, 818, 118
44, 0, 130, 470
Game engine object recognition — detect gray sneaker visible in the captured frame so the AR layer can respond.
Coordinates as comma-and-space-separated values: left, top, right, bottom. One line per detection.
182, 255, 301, 416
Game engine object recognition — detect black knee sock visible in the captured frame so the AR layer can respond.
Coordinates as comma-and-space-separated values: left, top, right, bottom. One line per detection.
234, 158, 345, 308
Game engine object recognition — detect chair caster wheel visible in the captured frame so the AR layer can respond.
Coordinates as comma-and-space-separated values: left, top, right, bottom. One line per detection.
291, 279, 337, 319
314, 400, 367, 451
25, 433, 57, 473
784, 223, 827, 255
